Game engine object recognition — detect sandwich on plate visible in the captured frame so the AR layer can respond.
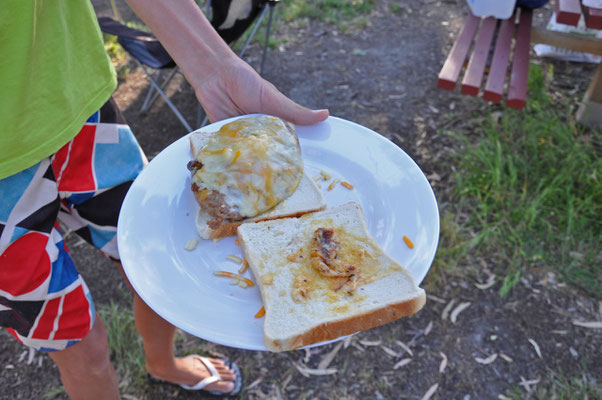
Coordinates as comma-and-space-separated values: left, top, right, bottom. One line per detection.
187, 115, 326, 239
237, 202, 427, 352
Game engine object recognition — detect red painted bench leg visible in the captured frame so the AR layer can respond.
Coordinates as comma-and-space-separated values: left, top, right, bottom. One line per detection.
438, 13, 480, 91
507, 9, 532, 110
556, 0, 581, 26
583, 6, 602, 30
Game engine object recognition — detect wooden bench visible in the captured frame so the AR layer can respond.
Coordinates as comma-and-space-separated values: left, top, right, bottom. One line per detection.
438, 7, 535, 109
438, 0, 602, 128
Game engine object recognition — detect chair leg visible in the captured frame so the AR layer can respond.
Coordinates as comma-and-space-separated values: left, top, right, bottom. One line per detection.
140, 70, 161, 114
147, 68, 180, 112
238, 4, 269, 59
260, 3, 276, 75
139, 64, 193, 132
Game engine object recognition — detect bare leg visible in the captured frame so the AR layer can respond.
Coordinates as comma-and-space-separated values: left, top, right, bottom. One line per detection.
49, 314, 119, 400
133, 293, 236, 393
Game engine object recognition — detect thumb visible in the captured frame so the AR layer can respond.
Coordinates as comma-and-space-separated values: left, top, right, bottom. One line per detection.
260, 85, 329, 126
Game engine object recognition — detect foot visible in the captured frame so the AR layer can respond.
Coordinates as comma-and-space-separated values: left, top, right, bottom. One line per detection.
147, 355, 237, 394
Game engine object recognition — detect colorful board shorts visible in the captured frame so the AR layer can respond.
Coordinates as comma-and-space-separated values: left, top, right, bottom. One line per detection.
0, 98, 146, 351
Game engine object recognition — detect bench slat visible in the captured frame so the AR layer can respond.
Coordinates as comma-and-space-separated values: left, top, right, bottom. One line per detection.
583, 6, 602, 30
483, 16, 516, 103
461, 17, 497, 96
438, 13, 480, 91
507, 9, 533, 109
555, 0, 581, 26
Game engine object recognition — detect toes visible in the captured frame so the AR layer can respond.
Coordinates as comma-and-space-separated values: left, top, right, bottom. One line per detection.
206, 380, 235, 394
205, 358, 236, 380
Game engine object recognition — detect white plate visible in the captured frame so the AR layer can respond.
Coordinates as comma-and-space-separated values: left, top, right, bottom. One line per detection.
117, 115, 439, 351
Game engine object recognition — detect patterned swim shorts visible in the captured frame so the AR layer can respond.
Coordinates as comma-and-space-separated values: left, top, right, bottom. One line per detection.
0, 98, 146, 351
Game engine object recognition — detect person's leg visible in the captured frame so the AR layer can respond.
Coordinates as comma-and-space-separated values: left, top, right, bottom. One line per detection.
48, 314, 119, 400
131, 290, 236, 393
54, 98, 239, 394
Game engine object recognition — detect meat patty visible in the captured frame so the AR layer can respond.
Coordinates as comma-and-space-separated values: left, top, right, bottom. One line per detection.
191, 183, 243, 227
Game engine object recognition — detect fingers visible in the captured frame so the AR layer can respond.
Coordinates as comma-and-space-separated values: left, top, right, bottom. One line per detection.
260, 84, 329, 126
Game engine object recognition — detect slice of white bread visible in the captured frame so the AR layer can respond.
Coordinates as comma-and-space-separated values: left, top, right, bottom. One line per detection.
190, 130, 326, 239
237, 202, 427, 352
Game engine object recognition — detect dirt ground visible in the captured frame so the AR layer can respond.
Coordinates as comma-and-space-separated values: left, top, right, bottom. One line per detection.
1, 1, 600, 399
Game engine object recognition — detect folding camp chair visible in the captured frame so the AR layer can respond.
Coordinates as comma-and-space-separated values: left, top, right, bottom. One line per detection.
97, 0, 280, 132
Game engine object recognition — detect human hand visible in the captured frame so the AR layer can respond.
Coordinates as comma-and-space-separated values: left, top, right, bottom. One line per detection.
193, 57, 329, 125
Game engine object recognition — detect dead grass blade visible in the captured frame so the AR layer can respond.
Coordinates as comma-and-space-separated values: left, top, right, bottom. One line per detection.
475, 353, 498, 364
296, 363, 337, 376
474, 275, 496, 290
519, 376, 540, 392
393, 358, 412, 369
27, 348, 35, 365
343, 335, 353, 349
424, 321, 433, 336
572, 320, 602, 329
359, 339, 382, 346
420, 383, 439, 400
428, 294, 446, 304
281, 373, 293, 392
381, 346, 398, 357
351, 341, 365, 352
439, 352, 448, 373
450, 302, 471, 324
303, 348, 311, 364
247, 378, 263, 390
528, 338, 542, 358
395, 340, 413, 357
318, 342, 343, 370
499, 353, 513, 363
295, 363, 310, 378
441, 299, 456, 320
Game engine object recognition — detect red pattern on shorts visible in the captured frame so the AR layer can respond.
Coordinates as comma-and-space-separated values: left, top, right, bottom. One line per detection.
52, 124, 97, 192
0, 232, 51, 297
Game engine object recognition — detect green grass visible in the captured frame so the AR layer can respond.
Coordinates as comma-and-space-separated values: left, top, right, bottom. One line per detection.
439, 64, 601, 298
504, 372, 601, 399
98, 303, 147, 394
282, 0, 375, 31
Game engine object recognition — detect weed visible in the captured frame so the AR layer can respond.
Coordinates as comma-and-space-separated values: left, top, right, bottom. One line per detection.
42, 387, 65, 398
447, 64, 601, 297
283, 0, 375, 31
98, 303, 146, 394
424, 211, 469, 290
504, 371, 601, 399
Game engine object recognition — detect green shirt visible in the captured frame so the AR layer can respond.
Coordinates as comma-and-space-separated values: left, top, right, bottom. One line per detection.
0, 0, 117, 179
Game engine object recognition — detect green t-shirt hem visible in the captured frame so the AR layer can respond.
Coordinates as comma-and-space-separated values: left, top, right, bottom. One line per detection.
0, 77, 117, 180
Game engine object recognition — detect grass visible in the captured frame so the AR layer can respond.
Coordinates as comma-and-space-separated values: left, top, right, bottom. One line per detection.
436, 64, 601, 298
504, 371, 601, 399
281, 0, 375, 32
98, 303, 147, 394
233, 0, 376, 53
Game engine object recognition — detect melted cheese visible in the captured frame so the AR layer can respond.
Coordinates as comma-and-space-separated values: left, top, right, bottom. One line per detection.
288, 223, 402, 305
192, 116, 303, 218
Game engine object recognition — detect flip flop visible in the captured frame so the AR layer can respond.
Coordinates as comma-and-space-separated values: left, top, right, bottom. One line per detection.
148, 354, 243, 397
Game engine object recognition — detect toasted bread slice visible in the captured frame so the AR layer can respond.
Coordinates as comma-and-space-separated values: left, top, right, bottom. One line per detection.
190, 129, 326, 239
237, 202, 426, 352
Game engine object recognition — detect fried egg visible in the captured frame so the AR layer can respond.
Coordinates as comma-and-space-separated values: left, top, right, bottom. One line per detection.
190, 115, 303, 221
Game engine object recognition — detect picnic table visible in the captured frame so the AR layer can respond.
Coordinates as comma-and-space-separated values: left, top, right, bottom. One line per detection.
438, 0, 602, 128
